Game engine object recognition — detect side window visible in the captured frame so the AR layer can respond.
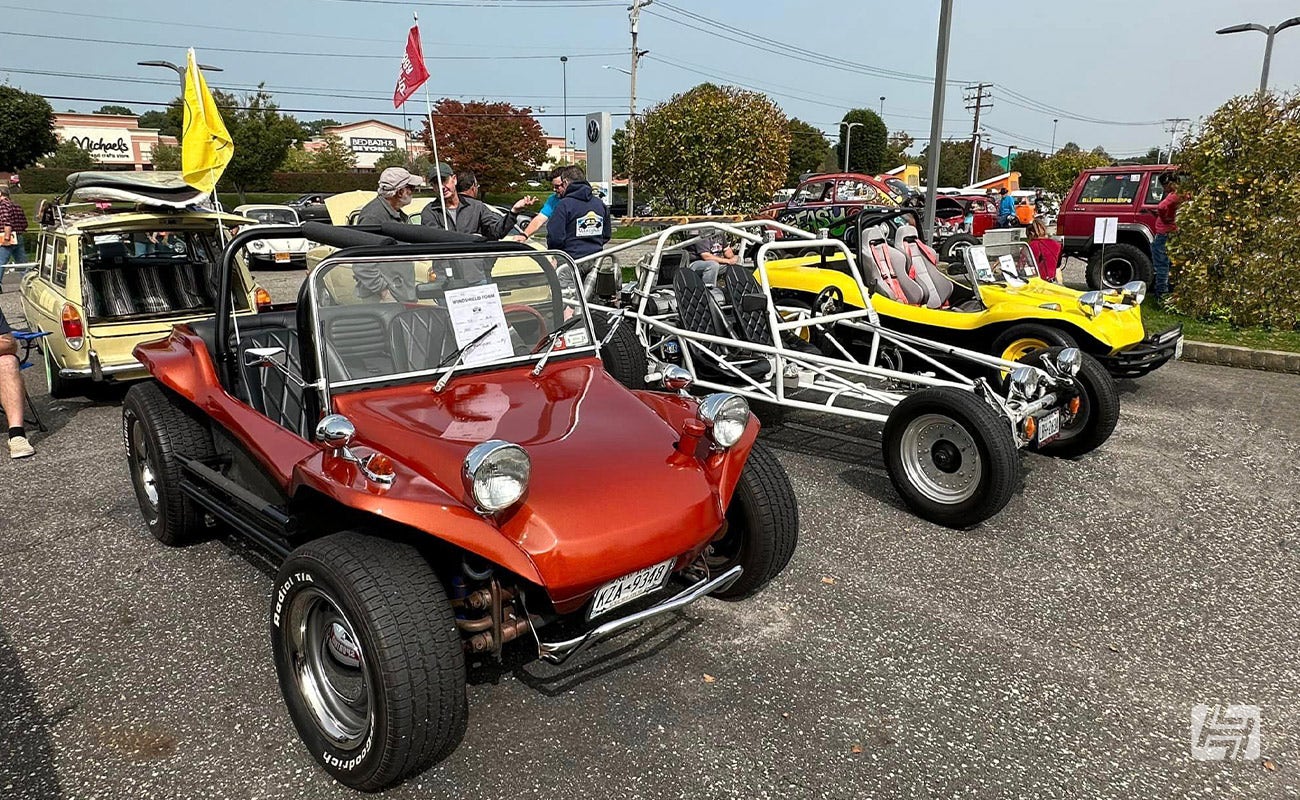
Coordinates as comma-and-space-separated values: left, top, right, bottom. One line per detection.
836, 180, 888, 204
1077, 173, 1142, 205
794, 181, 831, 204
39, 234, 55, 280
1143, 173, 1170, 205
52, 239, 68, 287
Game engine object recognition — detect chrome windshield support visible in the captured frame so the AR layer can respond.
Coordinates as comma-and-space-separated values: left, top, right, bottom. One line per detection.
536, 565, 742, 665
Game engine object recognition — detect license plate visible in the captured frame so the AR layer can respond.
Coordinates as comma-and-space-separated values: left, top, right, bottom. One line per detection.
274, 252, 291, 263
589, 559, 674, 620
1174, 336, 1184, 359
1036, 409, 1061, 444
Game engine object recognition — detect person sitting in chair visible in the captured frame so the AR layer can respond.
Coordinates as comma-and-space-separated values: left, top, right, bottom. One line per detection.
0, 308, 35, 458
686, 230, 738, 286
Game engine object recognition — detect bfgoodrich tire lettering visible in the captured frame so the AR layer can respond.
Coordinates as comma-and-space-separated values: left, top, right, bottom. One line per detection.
271, 533, 467, 792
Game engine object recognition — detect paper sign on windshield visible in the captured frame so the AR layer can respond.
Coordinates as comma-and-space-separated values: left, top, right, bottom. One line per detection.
997, 254, 1019, 278
444, 284, 515, 366
968, 245, 996, 282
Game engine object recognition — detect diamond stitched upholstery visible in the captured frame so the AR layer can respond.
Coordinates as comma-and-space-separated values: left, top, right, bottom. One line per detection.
672, 264, 772, 381
389, 305, 454, 373
238, 326, 310, 438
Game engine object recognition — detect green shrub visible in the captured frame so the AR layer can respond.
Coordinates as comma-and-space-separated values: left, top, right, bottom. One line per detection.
1171, 92, 1300, 330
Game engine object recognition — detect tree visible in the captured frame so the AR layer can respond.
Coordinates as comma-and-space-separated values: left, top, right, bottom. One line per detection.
39, 140, 94, 169
1169, 91, 1300, 329
1009, 149, 1048, 188
1039, 146, 1111, 195
786, 118, 830, 186
0, 86, 59, 172
635, 83, 789, 214
301, 118, 341, 138
151, 143, 181, 171
311, 134, 357, 172
139, 108, 181, 138
835, 108, 888, 174
420, 99, 546, 194
882, 130, 916, 169
916, 139, 998, 188
278, 145, 316, 172
373, 147, 432, 175
94, 105, 135, 116
207, 86, 305, 202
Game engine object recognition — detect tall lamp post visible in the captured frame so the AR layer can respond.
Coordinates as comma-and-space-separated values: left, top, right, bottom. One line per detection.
879, 96, 886, 117
922, 0, 954, 242
1216, 16, 1300, 93
1050, 118, 1059, 154
560, 55, 569, 164
839, 121, 863, 172
138, 58, 223, 91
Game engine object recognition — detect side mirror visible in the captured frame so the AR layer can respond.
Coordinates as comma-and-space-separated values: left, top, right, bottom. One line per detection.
738, 293, 768, 313
315, 414, 356, 449
245, 346, 286, 368
415, 282, 443, 301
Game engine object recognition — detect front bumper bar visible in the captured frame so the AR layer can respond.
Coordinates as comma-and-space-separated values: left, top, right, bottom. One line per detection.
1098, 324, 1183, 379
60, 349, 148, 382
536, 565, 742, 665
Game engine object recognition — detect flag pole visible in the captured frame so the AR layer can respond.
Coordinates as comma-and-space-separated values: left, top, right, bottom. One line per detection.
415, 12, 449, 228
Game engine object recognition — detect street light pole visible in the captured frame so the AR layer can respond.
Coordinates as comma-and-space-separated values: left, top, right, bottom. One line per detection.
560, 55, 569, 164
1216, 17, 1300, 93
839, 121, 863, 172
922, 0, 954, 243
879, 96, 886, 117
628, 0, 653, 218
138, 58, 223, 92
1051, 118, 1059, 154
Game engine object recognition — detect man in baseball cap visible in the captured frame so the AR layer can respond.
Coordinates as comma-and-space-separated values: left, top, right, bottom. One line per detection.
353, 167, 423, 226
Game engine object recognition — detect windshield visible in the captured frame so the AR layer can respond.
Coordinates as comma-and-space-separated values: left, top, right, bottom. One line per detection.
310, 249, 592, 390
962, 241, 1039, 285
244, 207, 299, 225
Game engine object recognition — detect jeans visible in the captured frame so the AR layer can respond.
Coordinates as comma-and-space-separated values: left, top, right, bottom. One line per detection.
0, 240, 27, 267
1151, 234, 1170, 295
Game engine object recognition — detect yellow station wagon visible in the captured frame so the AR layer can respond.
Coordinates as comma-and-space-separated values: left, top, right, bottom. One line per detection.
20, 172, 265, 398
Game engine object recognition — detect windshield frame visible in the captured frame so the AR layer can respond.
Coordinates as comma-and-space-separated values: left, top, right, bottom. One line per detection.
307, 248, 598, 407
960, 240, 1041, 302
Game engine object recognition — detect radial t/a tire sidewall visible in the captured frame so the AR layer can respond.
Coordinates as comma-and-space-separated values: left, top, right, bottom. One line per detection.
270, 562, 390, 791
882, 388, 1019, 529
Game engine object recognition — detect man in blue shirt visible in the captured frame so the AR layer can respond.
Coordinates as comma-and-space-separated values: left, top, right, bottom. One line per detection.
997, 188, 1017, 227
546, 166, 610, 262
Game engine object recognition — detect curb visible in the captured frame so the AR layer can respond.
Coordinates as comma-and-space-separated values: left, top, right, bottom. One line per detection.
1179, 340, 1300, 375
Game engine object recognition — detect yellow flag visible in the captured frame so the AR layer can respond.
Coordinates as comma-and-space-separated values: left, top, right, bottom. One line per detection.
181, 48, 233, 193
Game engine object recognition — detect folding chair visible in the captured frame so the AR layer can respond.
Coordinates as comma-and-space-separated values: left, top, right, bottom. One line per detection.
8, 329, 48, 432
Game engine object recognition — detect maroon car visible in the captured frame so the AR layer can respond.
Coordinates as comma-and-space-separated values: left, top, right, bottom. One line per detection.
1056, 165, 1179, 291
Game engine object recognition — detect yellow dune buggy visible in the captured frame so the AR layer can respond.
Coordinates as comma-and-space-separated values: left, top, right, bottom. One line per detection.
759, 212, 1182, 379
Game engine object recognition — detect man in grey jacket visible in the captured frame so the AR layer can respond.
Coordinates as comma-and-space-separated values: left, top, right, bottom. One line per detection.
421, 165, 535, 284
351, 167, 422, 300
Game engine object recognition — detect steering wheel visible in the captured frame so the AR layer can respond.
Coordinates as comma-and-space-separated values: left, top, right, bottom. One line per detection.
814, 285, 844, 316
503, 303, 548, 344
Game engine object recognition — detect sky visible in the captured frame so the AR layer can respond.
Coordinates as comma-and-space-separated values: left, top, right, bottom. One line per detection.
1, 0, 1297, 159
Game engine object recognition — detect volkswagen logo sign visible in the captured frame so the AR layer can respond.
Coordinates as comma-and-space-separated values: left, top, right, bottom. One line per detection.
587, 119, 600, 144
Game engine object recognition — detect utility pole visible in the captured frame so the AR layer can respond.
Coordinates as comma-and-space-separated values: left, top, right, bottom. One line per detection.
1163, 118, 1189, 164
922, 0, 954, 243
627, 0, 652, 218
963, 82, 992, 186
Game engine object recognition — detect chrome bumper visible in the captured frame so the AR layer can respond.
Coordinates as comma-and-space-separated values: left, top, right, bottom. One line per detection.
536, 565, 742, 665
60, 349, 146, 381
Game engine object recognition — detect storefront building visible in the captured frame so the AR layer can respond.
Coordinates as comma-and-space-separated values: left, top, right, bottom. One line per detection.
52, 113, 176, 170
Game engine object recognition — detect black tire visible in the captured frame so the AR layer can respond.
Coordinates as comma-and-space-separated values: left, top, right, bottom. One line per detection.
707, 441, 799, 599
591, 313, 647, 390
1086, 243, 1153, 291
938, 233, 979, 264
1021, 347, 1119, 458
122, 381, 215, 546
882, 387, 1018, 529
990, 323, 1077, 364
44, 345, 84, 400
271, 533, 467, 792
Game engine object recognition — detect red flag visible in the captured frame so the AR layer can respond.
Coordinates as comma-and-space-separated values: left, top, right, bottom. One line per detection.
393, 25, 430, 107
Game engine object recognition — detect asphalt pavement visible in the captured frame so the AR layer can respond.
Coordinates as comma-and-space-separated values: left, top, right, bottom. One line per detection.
2, 266, 1299, 799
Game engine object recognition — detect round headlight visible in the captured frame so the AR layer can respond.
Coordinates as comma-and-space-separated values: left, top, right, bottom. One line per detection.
1055, 347, 1083, 377
462, 440, 530, 512
249, 239, 267, 251
698, 393, 750, 448
1009, 366, 1041, 397
1077, 290, 1105, 318
1121, 280, 1146, 306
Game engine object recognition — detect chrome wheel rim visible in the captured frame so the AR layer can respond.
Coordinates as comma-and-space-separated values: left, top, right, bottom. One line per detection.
899, 413, 982, 504
1102, 258, 1133, 289
129, 419, 160, 517
287, 589, 373, 751
949, 240, 972, 260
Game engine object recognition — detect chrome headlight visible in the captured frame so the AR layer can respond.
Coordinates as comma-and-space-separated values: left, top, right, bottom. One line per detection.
698, 393, 750, 448
462, 440, 530, 512
1078, 291, 1105, 318
1055, 347, 1083, 377
1009, 366, 1042, 397
1120, 280, 1146, 306
249, 239, 267, 252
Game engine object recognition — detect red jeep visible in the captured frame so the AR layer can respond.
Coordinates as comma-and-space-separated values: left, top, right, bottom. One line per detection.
122, 221, 798, 791
1056, 165, 1179, 291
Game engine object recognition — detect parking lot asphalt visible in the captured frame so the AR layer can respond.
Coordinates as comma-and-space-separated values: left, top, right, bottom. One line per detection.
3, 267, 1300, 800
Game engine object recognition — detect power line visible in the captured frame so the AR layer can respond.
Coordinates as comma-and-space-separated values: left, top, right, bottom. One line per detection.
39, 94, 632, 119
320, 0, 624, 6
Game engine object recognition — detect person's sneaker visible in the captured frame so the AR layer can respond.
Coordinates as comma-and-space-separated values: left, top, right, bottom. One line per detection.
8, 436, 34, 459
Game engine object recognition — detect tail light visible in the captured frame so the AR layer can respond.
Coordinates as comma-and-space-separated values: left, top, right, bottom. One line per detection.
61, 304, 84, 350
254, 286, 273, 310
